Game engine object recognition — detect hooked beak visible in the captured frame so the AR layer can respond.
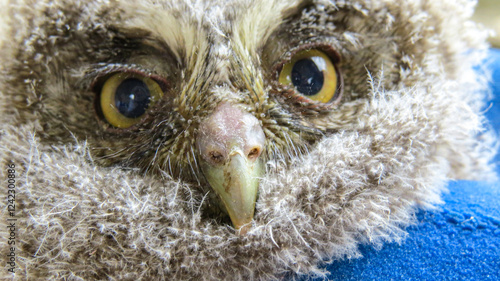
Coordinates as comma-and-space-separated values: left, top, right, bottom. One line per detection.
196, 103, 265, 234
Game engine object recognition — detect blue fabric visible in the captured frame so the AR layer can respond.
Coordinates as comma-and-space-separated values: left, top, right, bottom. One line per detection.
319, 49, 500, 281
323, 181, 500, 280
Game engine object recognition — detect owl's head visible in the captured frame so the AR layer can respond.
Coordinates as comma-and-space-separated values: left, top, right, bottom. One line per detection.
0, 0, 495, 279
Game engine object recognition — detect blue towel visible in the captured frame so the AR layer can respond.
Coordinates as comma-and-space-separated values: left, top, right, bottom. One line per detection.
320, 49, 500, 280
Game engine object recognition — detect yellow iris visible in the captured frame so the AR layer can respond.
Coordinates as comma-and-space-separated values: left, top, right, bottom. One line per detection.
100, 72, 163, 128
278, 49, 338, 103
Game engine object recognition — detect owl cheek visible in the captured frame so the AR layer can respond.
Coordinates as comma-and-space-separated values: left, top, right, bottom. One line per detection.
196, 102, 265, 234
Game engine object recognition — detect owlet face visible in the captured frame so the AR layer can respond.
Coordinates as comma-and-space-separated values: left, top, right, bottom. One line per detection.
0, 0, 493, 279
8, 0, 360, 232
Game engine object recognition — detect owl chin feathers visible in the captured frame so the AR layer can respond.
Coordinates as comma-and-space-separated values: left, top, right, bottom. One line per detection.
0, 0, 497, 280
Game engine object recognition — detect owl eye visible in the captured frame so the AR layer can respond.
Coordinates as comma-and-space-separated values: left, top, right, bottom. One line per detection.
99, 72, 164, 128
278, 49, 340, 103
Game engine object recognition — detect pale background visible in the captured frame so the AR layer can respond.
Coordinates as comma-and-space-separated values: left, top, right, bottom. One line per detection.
474, 0, 500, 48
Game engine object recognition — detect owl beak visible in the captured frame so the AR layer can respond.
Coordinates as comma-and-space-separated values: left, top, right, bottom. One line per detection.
197, 103, 266, 235
199, 150, 263, 235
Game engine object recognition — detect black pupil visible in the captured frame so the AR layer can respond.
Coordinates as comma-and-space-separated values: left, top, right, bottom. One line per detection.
291, 58, 324, 96
115, 78, 151, 118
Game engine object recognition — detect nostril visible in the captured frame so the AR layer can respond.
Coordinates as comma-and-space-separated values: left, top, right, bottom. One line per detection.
208, 151, 224, 164
247, 147, 261, 160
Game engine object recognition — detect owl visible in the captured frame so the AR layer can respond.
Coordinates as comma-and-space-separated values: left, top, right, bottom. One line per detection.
0, 0, 496, 280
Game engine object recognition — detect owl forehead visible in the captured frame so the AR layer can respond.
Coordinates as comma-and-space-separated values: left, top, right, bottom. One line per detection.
120, 0, 307, 63
96, 0, 307, 99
